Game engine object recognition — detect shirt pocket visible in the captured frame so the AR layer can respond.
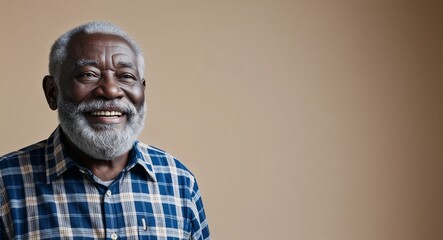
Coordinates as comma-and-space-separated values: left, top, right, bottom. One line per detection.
137, 215, 192, 240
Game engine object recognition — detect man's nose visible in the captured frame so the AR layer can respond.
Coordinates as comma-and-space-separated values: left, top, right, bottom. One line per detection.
94, 72, 124, 99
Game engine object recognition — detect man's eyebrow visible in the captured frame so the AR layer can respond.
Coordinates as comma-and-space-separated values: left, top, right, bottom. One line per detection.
116, 61, 136, 70
74, 59, 99, 68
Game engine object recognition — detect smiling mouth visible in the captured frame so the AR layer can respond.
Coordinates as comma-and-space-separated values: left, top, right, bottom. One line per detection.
90, 110, 124, 118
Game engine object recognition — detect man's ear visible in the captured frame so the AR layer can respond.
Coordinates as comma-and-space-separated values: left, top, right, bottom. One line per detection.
42, 75, 58, 110
141, 78, 146, 88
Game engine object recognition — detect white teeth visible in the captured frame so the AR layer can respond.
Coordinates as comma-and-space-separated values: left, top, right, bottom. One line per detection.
91, 111, 123, 117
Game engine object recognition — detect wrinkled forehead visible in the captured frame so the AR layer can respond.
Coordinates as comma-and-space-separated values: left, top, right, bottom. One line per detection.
68, 32, 135, 50
64, 32, 138, 69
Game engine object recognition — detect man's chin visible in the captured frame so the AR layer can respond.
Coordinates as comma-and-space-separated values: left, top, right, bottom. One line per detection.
87, 123, 123, 132
62, 126, 135, 160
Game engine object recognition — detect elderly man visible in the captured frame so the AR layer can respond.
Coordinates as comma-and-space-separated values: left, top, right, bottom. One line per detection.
0, 22, 210, 239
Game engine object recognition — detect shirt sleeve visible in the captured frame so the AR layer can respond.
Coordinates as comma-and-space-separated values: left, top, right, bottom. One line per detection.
190, 177, 210, 240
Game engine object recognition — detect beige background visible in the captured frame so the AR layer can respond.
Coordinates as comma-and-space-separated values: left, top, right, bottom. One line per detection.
1, 1, 442, 239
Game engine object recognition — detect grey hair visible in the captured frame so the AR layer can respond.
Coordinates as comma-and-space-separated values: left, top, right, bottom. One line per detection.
49, 21, 145, 82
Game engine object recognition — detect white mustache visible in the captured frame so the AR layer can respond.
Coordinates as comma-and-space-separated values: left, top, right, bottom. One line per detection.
75, 99, 137, 115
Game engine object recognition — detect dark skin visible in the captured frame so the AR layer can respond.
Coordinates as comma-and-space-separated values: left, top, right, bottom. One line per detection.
43, 33, 146, 181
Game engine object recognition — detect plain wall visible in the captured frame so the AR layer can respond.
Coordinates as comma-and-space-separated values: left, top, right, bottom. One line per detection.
1, 1, 442, 239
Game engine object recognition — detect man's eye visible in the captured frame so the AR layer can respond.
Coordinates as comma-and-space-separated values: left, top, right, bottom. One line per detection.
77, 72, 99, 80
119, 73, 136, 81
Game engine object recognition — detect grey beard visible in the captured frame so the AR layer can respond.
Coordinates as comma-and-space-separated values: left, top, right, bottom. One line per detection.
57, 97, 145, 160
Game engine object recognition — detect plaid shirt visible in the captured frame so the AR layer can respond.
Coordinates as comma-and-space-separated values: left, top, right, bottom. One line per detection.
0, 127, 210, 240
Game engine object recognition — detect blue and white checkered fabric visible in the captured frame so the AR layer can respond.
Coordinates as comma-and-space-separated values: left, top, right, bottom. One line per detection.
0, 127, 210, 239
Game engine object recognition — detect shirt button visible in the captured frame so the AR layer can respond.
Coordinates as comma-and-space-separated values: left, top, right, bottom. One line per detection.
111, 232, 118, 240
106, 190, 112, 197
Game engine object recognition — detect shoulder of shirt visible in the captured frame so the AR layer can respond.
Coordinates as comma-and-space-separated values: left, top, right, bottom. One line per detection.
0, 140, 47, 167
136, 141, 195, 178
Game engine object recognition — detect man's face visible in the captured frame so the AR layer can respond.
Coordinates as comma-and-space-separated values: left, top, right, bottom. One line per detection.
56, 33, 146, 160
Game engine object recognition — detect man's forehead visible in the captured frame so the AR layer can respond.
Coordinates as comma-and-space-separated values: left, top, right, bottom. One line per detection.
65, 33, 136, 65
68, 32, 135, 54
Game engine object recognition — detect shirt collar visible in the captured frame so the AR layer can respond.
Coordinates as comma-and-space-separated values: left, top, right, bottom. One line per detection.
125, 141, 157, 182
45, 126, 157, 184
